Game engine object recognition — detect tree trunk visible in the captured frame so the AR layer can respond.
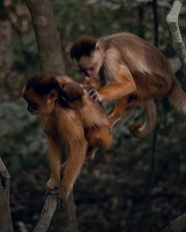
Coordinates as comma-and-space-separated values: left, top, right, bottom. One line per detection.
26, 0, 65, 75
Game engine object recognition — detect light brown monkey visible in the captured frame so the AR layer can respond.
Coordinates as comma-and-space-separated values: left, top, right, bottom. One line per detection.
23, 74, 112, 205
84, 76, 157, 137
70, 32, 186, 136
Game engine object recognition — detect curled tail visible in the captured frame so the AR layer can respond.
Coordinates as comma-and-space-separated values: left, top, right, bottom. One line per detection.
128, 99, 157, 138
168, 78, 186, 115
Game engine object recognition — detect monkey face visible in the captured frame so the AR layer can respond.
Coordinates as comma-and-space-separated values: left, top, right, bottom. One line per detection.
71, 40, 104, 78
74, 50, 103, 78
23, 87, 58, 115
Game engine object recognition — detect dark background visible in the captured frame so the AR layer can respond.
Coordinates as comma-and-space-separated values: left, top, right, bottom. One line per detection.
0, 0, 186, 231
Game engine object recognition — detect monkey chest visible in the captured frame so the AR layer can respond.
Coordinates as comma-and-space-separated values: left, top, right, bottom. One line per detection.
101, 66, 115, 84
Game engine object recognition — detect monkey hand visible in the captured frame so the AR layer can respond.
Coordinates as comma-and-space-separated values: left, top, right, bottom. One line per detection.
84, 85, 99, 101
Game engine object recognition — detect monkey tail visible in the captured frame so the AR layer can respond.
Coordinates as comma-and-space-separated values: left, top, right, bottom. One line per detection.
128, 99, 157, 138
168, 77, 186, 115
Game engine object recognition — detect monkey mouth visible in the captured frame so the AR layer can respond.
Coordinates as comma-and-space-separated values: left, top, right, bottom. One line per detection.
84, 67, 96, 77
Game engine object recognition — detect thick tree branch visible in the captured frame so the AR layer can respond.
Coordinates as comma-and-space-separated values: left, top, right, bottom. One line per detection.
162, 213, 186, 232
170, 56, 182, 74
26, 0, 65, 75
166, 0, 186, 70
0, 157, 14, 232
33, 195, 58, 232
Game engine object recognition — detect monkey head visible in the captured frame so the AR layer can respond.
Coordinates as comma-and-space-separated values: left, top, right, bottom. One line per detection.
23, 74, 59, 115
70, 36, 104, 77
23, 74, 89, 114
62, 82, 85, 110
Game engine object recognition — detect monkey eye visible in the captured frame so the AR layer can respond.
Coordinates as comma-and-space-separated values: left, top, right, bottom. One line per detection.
28, 101, 39, 110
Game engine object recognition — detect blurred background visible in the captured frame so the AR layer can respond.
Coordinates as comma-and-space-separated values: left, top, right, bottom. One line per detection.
0, 0, 186, 231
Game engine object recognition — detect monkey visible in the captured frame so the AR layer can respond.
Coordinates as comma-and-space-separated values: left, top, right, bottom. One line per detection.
83, 76, 158, 137
22, 74, 112, 205
70, 32, 186, 137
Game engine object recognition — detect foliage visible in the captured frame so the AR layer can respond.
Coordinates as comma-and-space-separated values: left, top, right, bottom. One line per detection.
0, 99, 47, 176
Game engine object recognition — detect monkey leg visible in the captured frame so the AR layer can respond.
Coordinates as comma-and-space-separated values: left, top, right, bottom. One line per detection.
85, 126, 113, 164
46, 136, 61, 195
111, 107, 137, 133
127, 99, 157, 138
58, 137, 88, 205
108, 96, 129, 132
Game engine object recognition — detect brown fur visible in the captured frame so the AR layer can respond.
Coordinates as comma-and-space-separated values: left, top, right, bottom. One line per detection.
23, 74, 112, 203
71, 32, 186, 137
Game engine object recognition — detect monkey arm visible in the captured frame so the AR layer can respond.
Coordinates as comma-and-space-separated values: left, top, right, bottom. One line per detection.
58, 119, 88, 203
97, 80, 136, 101
97, 63, 136, 101
47, 135, 62, 191
84, 77, 104, 89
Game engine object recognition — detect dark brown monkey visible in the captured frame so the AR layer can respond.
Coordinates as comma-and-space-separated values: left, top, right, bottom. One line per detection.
70, 32, 186, 136
23, 74, 112, 204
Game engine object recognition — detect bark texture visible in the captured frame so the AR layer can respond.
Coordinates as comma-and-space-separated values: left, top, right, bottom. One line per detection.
0, 158, 14, 232
26, 0, 65, 75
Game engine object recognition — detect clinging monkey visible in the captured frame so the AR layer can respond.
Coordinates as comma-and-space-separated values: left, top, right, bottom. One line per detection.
23, 74, 112, 205
70, 32, 186, 137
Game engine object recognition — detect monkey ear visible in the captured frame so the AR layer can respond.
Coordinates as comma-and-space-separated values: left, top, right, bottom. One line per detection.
49, 90, 58, 102
95, 41, 104, 54
96, 41, 102, 50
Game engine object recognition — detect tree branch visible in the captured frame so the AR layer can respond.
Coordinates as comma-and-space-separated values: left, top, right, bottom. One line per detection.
161, 1, 186, 231
166, 0, 186, 70
0, 157, 14, 232
26, 0, 65, 75
33, 195, 58, 232
170, 56, 182, 74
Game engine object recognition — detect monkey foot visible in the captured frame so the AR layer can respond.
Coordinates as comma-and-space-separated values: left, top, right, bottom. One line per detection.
110, 108, 137, 133
57, 197, 67, 208
46, 186, 59, 196
109, 117, 122, 133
